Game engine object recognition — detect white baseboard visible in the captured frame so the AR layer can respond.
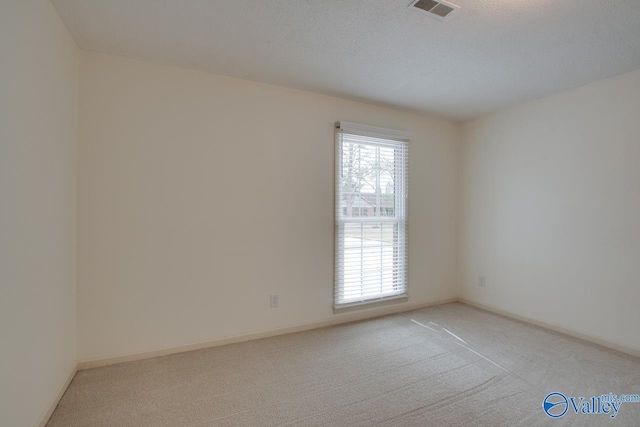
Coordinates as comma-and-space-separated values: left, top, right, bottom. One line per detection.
459, 298, 640, 359
36, 361, 77, 427
78, 296, 458, 370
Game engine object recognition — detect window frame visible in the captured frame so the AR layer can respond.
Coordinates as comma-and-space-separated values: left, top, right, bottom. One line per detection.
334, 121, 410, 310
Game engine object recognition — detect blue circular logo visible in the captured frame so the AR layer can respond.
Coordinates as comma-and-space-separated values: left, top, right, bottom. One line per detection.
543, 392, 568, 418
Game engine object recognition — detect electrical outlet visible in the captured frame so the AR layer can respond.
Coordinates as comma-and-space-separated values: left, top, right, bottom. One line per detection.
478, 276, 486, 287
270, 295, 279, 308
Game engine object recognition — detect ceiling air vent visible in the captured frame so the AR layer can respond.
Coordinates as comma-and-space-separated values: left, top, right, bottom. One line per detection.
409, 0, 460, 20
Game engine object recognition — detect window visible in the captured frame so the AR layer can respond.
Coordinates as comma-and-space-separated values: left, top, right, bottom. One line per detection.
334, 121, 409, 308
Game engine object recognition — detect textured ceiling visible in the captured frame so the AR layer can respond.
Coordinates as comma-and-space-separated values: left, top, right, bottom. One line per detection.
51, 0, 640, 121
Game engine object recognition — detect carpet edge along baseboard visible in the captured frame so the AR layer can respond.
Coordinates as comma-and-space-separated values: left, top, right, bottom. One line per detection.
77, 296, 459, 370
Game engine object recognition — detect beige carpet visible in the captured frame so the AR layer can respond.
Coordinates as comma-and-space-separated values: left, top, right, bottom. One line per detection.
48, 303, 640, 426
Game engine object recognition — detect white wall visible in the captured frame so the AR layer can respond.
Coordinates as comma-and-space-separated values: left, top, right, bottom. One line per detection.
460, 69, 640, 352
0, 1, 78, 426
77, 51, 460, 362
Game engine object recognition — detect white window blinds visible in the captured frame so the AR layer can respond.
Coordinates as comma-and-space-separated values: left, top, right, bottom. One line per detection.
335, 121, 409, 308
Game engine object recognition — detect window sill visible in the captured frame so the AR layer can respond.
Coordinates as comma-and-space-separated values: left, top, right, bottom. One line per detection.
333, 294, 408, 314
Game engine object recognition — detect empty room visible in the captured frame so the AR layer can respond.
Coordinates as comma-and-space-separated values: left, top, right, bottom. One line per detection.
3, 0, 640, 426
